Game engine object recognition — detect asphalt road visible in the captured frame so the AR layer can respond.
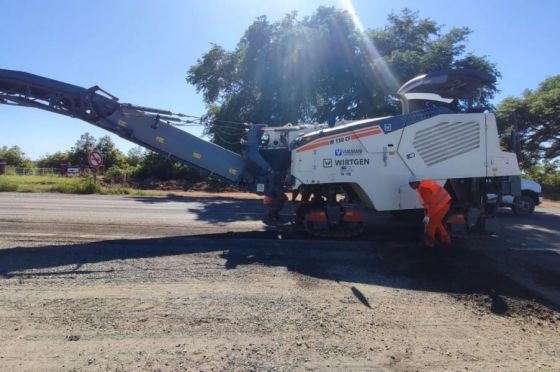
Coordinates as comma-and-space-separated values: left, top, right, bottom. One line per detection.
0, 192, 559, 371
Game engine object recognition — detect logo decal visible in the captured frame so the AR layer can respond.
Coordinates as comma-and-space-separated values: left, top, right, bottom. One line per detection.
384, 123, 392, 132
323, 158, 333, 168
335, 149, 363, 157
334, 158, 370, 166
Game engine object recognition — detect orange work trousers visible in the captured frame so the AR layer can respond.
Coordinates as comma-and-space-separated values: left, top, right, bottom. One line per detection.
424, 203, 451, 247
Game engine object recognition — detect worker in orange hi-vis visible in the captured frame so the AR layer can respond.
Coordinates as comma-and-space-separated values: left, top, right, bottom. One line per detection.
408, 175, 452, 248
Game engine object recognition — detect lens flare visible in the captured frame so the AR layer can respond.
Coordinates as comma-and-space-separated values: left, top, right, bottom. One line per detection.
338, 0, 400, 93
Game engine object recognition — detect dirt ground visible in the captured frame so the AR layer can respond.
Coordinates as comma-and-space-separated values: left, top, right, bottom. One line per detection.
0, 192, 559, 371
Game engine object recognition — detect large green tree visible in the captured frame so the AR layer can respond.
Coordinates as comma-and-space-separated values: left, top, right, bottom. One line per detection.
68, 132, 96, 167
134, 151, 203, 182
187, 7, 500, 152
68, 133, 126, 169
127, 146, 146, 167
36, 151, 70, 168
496, 75, 560, 168
95, 136, 127, 169
0, 145, 31, 168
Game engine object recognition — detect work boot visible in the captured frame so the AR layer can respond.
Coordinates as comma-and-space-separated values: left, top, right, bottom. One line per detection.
441, 237, 452, 246
423, 234, 435, 248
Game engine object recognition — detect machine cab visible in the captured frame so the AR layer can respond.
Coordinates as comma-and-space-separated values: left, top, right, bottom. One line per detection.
397, 69, 496, 114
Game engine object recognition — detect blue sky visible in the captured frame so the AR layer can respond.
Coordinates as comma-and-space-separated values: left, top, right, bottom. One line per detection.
1, 0, 558, 159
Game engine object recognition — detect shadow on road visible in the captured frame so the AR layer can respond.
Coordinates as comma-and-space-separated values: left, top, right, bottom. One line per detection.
132, 195, 267, 224
1, 225, 558, 314
490, 209, 560, 250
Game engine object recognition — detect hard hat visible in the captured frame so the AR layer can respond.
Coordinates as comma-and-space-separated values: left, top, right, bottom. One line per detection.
408, 175, 420, 183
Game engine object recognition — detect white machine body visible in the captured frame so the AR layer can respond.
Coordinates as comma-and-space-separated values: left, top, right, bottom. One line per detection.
289, 112, 520, 211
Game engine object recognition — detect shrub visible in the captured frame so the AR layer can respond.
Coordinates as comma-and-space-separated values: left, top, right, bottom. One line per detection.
109, 186, 131, 195
77, 178, 104, 194
48, 178, 103, 194
0, 177, 18, 192
106, 165, 136, 183
524, 162, 560, 197
133, 152, 203, 182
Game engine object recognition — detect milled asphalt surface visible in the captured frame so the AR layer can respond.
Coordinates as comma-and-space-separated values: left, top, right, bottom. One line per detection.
1, 192, 558, 305
0, 192, 558, 370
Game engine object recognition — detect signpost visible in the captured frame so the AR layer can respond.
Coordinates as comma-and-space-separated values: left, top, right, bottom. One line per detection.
88, 150, 103, 183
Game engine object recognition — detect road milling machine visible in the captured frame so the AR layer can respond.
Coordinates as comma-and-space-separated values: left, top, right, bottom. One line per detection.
0, 68, 521, 238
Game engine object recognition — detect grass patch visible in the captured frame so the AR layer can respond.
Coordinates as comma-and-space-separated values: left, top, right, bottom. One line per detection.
0, 177, 18, 192
2, 175, 84, 191
103, 185, 148, 196
0, 175, 150, 196
47, 178, 103, 194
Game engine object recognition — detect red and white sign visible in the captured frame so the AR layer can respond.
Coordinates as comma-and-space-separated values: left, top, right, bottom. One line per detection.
88, 150, 103, 168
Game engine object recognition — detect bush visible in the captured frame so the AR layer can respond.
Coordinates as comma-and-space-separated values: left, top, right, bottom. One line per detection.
36, 151, 70, 168
524, 162, 560, 197
106, 165, 137, 183
48, 178, 103, 194
77, 178, 103, 194
133, 152, 203, 182
108, 186, 131, 195
0, 177, 18, 192
0, 145, 32, 168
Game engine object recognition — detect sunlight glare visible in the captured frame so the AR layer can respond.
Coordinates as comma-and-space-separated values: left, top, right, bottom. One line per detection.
338, 0, 400, 93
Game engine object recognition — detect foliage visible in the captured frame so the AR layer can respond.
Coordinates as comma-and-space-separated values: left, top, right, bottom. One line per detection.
0, 175, 82, 193
96, 136, 128, 169
133, 152, 204, 182
524, 161, 560, 195
0, 145, 32, 168
187, 7, 500, 152
0, 177, 18, 192
1, 175, 149, 195
68, 132, 96, 167
496, 75, 560, 168
47, 178, 102, 194
67, 133, 127, 169
106, 165, 137, 183
76, 178, 104, 194
12, 131, 205, 183
127, 146, 146, 167
36, 151, 70, 168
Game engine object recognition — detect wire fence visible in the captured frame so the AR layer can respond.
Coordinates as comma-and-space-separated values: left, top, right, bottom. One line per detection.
4, 166, 100, 177
6, 167, 59, 176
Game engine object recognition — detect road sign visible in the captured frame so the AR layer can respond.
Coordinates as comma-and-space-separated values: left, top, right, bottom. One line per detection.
67, 167, 80, 177
88, 150, 103, 168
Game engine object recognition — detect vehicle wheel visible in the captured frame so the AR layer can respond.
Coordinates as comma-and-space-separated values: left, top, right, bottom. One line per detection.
512, 195, 535, 215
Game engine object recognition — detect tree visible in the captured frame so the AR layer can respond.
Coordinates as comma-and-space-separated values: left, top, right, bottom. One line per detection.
368, 10, 499, 111
127, 146, 146, 167
0, 145, 32, 168
134, 152, 203, 182
37, 151, 70, 168
496, 75, 560, 168
68, 132, 96, 167
67, 133, 126, 169
187, 7, 500, 152
96, 136, 127, 169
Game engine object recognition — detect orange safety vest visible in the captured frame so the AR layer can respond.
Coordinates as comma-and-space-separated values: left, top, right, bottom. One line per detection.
417, 180, 451, 214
